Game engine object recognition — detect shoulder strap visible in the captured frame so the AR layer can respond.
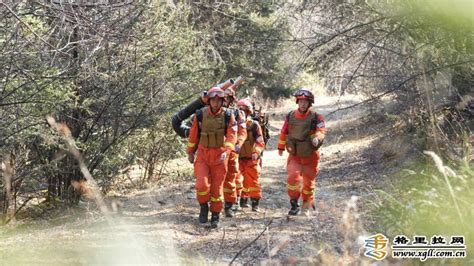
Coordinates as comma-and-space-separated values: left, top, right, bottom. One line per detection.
310, 111, 320, 130
197, 107, 229, 124
224, 108, 232, 133
233, 108, 239, 119
196, 109, 204, 138
263, 112, 269, 125
251, 115, 259, 122
196, 109, 203, 123
287, 111, 294, 121
197, 108, 231, 137
251, 120, 258, 140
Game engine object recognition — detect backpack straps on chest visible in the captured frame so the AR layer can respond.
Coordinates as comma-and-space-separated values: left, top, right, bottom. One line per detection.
310, 111, 319, 130
287, 110, 320, 130
224, 108, 232, 133
196, 107, 232, 134
196, 108, 203, 137
286, 110, 294, 121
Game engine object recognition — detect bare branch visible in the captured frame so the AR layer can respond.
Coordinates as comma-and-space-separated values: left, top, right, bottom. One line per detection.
1, 2, 71, 56
229, 219, 273, 265
326, 60, 474, 118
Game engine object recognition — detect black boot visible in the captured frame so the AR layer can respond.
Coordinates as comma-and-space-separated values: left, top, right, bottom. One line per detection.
210, 212, 220, 228
288, 199, 300, 216
224, 202, 234, 217
199, 203, 209, 223
232, 197, 241, 211
240, 197, 250, 208
251, 198, 260, 212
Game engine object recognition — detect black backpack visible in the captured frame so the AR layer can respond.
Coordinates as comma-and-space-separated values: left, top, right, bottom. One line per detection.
251, 107, 270, 146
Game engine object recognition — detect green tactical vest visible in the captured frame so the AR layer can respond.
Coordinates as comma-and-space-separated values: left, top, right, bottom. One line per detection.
199, 107, 226, 148
286, 110, 317, 157
239, 120, 257, 158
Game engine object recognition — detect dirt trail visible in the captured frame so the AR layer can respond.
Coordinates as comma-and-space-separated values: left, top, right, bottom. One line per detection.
118, 94, 386, 264
0, 95, 388, 265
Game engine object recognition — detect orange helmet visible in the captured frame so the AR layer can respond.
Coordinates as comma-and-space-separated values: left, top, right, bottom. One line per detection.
293, 88, 314, 104
237, 98, 253, 114
207, 87, 225, 99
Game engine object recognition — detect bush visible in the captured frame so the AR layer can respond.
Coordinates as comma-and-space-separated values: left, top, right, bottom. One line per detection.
369, 150, 474, 263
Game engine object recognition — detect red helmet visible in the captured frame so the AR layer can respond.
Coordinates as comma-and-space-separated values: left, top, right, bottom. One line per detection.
207, 87, 225, 99
294, 88, 314, 104
237, 98, 253, 114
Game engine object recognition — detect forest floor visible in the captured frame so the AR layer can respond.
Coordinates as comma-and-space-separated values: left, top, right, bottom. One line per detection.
0, 94, 400, 265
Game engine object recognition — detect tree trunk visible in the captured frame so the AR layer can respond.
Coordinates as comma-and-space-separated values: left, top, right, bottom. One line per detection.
2, 155, 15, 223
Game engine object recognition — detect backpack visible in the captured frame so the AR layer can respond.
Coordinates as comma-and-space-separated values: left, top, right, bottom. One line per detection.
251, 107, 270, 146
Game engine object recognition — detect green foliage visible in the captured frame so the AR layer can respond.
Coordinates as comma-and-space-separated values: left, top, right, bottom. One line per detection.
369, 151, 474, 261
1, 0, 471, 222
187, 2, 294, 99
393, 0, 473, 65
0, 2, 216, 206
1, 1, 297, 211
293, 72, 325, 96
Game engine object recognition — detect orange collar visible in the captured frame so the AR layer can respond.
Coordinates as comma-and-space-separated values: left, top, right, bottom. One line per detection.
207, 107, 223, 116
294, 109, 311, 119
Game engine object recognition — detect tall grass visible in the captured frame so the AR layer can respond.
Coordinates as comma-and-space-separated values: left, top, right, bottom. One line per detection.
370, 150, 473, 264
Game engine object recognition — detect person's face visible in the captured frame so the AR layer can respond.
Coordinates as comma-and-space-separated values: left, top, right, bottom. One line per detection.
210, 97, 223, 112
298, 99, 310, 112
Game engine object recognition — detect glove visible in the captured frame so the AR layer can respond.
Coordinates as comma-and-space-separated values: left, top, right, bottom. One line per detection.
278, 150, 284, 156
235, 144, 241, 153
251, 152, 259, 161
311, 137, 320, 147
220, 151, 228, 162
187, 153, 195, 164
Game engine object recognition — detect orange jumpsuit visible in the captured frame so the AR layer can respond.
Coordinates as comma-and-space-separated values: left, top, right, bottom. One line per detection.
277, 109, 326, 208
237, 118, 265, 200
187, 107, 236, 213
223, 109, 247, 204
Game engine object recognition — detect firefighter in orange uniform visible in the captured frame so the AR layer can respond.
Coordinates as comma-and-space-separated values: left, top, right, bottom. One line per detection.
187, 87, 237, 228
222, 87, 247, 217
277, 88, 326, 215
236, 98, 265, 211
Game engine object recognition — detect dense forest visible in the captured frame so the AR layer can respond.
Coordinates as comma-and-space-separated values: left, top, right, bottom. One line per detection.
1, 0, 472, 264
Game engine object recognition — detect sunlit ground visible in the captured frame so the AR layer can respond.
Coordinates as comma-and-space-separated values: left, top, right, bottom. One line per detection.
0, 214, 186, 265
